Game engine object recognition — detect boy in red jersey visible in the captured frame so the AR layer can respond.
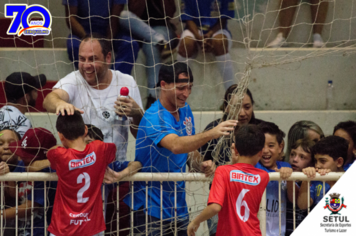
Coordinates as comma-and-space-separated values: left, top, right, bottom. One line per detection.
47, 111, 116, 236
187, 124, 269, 236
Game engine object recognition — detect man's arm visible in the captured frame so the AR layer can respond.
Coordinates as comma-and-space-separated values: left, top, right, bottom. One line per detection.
107, 4, 124, 39
187, 203, 222, 236
159, 120, 237, 154
4, 201, 40, 220
204, 18, 227, 39
104, 161, 142, 184
64, 5, 86, 39
27, 160, 50, 172
43, 89, 82, 115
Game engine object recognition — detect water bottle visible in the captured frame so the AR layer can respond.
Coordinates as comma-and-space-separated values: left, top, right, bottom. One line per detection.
326, 80, 334, 110
116, 87, 129, 121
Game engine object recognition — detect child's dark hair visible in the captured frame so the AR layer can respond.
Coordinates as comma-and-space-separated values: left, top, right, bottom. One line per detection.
56, 110, 85, 140
257, 121, 285, 144
333, 121, 356, 148
86, 124, 104, 141
234, 124, 265, 156
311, 136, 348, 166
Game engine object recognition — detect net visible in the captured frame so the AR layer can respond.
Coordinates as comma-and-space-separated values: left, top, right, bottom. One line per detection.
0, 0, 355, 235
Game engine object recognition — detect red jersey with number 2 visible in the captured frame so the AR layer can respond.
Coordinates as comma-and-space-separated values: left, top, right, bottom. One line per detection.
47, 141, 116, 236
208, 163, 269, 236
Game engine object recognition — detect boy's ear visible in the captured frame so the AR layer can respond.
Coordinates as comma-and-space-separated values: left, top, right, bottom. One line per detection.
58, 132, 64, 142
277, 140, 283, 154
231, 143, 237, 153
84, 125, 88, 137
336, 156, 344, 168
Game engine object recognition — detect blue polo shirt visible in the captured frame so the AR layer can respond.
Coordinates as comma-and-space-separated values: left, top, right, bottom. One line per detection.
124, 100, 195, 220
310, 181, 331, 207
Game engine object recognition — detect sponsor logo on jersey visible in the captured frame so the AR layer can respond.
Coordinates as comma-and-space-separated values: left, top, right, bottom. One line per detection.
230, 170, 261, 186
69, 212, 91, 225
183, 117, 193, 135
69, 152, 96, 170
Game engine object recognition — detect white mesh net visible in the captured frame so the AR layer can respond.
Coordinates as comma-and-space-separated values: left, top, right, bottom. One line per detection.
0, 0, 355, 235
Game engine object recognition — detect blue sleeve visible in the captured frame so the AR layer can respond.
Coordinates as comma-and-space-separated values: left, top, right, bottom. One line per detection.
277, 161, 292, 168
144, 112, 179, 147
108, 161, 129, 172
180, 0, 195, 22
220, 0, 235, 19
62, 0, 77, 6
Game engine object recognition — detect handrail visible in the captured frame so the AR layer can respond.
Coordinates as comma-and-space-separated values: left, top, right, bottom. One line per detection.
0, 172, 344, 182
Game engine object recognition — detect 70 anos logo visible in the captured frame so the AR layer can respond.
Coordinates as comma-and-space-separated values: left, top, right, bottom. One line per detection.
5, 4, 52, 36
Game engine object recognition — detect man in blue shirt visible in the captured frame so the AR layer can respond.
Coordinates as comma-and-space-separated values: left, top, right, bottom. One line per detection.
177, 0, 236, 90
124, 62, 237, 235
63, 0, 139, 74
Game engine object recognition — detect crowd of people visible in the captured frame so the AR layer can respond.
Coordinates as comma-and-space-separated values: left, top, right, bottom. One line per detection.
0, 0, 349, 236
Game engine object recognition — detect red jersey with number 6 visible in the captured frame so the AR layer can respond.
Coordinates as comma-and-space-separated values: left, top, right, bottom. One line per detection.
47, 140, 116, 236
208, 163, 269, 236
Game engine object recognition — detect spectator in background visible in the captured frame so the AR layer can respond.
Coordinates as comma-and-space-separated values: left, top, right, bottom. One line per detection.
0, 72, 47, 137
333, 120, 356, 171
63, 0, 139, 74
178, 0, 236, 90
286, 139, 315, 236
286, 120, 324, 162
200, 85, 264, 236
124, 62, 237, 235
267, 0, 329, 48
1, 128, 57, 236
120, 0, 179, 109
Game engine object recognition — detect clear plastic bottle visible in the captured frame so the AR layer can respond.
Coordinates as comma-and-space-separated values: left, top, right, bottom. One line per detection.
326, 80, 334, 110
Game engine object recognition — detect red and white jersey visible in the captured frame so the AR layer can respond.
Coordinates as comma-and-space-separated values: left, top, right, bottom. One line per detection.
47, 140, 116, 236
208, 163, 269, 236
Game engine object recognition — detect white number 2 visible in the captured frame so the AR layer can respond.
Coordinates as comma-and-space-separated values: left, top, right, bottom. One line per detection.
236, 189, 250, 222
77, 172, 90, 203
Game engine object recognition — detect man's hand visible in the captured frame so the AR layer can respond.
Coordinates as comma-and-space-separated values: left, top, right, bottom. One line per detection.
202, 31, 214, 53
0, 162, 9, 175
187, 220, 200, 236
274, 167, 293, 180
201, 160, 216, 177
56, 100, 83, 116
114, 96, 142, 118
103, 167, 123, 184
210, 120, 238, 139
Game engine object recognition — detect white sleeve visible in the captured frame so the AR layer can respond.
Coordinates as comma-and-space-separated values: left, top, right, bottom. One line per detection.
52, 72, 78, 103
131, 79, 143, 110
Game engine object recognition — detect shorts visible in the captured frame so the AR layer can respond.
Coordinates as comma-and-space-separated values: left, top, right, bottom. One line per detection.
179, 29, 232, 58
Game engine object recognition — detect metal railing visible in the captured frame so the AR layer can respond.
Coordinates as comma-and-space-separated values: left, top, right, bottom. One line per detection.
0, 172, 343, 236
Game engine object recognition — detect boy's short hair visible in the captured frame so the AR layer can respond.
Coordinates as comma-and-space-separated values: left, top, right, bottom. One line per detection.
291, 139, 316, 154
86, 124, 104, 141
257, 121, 285, 144
56, 110, 85, 140
234, 124, 265, 156
311, 136, 348, 166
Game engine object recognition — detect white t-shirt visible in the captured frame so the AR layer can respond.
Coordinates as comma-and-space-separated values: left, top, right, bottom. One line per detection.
53, 70, 143, 162
0, 105, 32, 138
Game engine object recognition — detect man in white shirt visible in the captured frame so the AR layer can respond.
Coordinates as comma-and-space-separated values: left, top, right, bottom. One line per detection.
0, 72, 47, 137
43, 33, 144, 162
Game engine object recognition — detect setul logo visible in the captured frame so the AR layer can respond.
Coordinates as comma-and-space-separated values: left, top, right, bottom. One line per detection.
69, 152, 96, 171
230, 170, 261, 186
324, 192, 347, 215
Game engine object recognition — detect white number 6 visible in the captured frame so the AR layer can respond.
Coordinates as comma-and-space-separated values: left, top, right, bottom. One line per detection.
236, 189, 250, 222
77, 172, 90, 203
